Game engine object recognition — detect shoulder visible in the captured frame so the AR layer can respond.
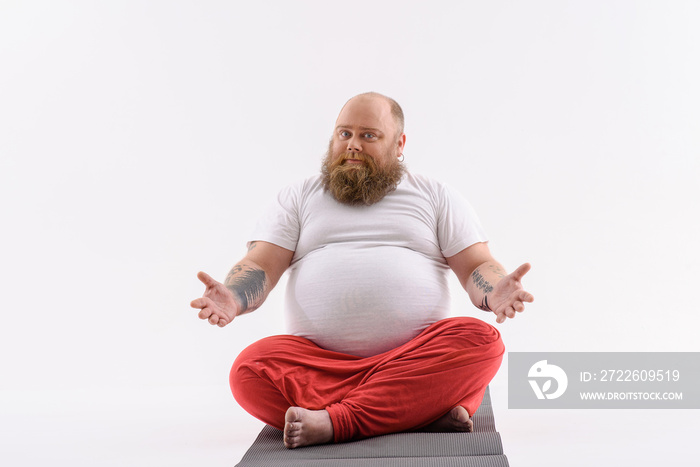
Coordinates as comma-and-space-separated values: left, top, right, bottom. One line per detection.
399, 172, 453, 199
278, 174, 321, 191
276, 174, 323, 200
399, 172, 480, 222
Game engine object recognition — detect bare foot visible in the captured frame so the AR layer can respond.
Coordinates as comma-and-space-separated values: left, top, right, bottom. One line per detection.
422, 406, 473, 432
283, 407, 334, 449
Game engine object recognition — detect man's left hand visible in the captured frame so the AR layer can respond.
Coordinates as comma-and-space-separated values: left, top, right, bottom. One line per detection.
488, 263, 534, 324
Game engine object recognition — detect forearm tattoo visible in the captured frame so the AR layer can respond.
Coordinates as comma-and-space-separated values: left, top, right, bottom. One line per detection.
224, 264, 267, 312
472, 268, 494, 294
488, 264, 506, 278
472, 268, 494, 311
478, 295, 492, 312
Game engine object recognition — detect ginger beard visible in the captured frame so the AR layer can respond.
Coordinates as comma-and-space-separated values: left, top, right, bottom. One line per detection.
321, 144, 406, 206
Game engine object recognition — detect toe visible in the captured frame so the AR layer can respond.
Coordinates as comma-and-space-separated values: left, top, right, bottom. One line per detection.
451, 406, 473, 431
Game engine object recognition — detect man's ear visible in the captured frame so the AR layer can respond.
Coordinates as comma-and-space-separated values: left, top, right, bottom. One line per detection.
397, 133, 406, 154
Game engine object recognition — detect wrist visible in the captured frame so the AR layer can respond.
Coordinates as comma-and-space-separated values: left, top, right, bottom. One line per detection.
476, 294, 492, 312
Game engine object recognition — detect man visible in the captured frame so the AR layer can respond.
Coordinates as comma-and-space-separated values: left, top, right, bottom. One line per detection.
190, 92, 533, 449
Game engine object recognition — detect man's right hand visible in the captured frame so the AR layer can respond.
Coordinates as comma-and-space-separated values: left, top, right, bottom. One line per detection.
190, 271, 240, 328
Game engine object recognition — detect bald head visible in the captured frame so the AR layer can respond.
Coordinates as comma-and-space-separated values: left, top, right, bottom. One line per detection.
340, 92, 405, 140
329, 91, 407, 175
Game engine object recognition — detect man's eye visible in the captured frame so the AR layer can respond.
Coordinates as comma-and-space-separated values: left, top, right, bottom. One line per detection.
363, 133, 376, 139
340, 131, 350, 138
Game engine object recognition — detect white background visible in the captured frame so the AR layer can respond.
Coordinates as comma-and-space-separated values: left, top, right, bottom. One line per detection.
1, 1, 699, 465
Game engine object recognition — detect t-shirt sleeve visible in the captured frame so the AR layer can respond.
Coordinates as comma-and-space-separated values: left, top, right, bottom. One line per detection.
248, 183, 300, 252
436, 182, 488, 258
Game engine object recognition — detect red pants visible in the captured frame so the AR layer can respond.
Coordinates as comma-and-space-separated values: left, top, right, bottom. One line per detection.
230, 316, 504, 443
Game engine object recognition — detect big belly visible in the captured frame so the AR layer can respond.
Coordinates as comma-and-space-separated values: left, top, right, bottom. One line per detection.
284, 245, 451, 357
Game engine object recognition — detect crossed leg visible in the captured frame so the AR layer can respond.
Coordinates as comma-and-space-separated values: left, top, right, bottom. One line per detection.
230, 316, 504, 448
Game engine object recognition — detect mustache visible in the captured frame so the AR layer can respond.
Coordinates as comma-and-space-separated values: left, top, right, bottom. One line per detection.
333, 152, 376, 168
340, 152, 369, 161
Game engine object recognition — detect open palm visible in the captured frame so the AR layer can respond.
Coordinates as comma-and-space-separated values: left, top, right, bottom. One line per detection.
190, 271, 239, 327
488, 263, 534, 324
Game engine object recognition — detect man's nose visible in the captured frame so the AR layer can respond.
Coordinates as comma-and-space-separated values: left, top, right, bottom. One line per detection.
346, 136, 362, 153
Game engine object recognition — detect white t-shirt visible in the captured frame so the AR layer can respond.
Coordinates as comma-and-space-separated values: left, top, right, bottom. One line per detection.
250, 173, 488, 357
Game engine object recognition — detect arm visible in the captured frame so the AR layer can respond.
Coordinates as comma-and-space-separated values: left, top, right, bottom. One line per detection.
190, 241, 294, 327
446, 242, 534, 323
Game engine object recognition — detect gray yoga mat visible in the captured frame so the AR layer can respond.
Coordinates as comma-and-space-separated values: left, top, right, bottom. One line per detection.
235, 386, 509, 466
